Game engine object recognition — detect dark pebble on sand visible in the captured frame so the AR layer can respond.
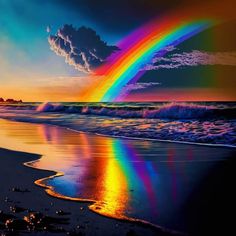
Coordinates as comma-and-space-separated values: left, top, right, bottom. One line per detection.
0, 211, 15, 222
1, 232, 19, 236
9, 206, 25, 213
56, 210, 70, 216
66, 230, 84, 236
1, 209, 69, 234
24, 211, 69, 231
4, 197, 11, 203
77, 225, 85, 229
5, 218, 28, 231
26, 208, 33, 213
11, 187, 29, 193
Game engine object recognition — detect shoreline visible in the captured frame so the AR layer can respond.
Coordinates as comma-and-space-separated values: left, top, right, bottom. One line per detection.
0, 118, 235, 235
0, 147, 180, 236
1, 116, 235, 149
25, 160, 168, 232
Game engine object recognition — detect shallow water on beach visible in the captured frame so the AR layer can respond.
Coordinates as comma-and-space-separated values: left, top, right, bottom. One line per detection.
0, 102, 236, 146
0, 119, 235, 233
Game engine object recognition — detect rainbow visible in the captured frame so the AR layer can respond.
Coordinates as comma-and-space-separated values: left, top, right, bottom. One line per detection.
85, 14, 215, 102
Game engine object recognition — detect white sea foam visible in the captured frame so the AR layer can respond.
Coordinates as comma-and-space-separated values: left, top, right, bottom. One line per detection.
0, 102, 235, 146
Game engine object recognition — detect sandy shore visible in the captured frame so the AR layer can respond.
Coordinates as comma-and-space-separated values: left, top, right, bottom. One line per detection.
0, 147, 178, 236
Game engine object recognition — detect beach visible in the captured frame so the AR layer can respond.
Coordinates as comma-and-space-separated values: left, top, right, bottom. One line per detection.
0, 147, 175, 236
1, 0, 236, 233
1, 0, 236, 234
0, 118, 235, 235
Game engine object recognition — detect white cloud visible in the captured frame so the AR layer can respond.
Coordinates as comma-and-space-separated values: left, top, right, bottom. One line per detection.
122, 82, 160, 92
144, 50, 236, 71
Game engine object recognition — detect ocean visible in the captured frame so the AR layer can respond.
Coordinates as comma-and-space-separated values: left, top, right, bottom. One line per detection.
0, 102, 235, 147
0, 119, 235, 235
0, 102, 235, 234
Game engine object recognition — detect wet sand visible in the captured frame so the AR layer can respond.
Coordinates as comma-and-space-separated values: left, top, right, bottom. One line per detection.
0, 147, 178, 236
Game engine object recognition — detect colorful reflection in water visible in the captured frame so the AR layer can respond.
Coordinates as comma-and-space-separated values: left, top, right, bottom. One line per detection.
0, 119, 234, 231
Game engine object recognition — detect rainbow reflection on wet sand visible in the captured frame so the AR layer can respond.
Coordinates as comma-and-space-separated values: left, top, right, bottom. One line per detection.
0, 119, 234, 232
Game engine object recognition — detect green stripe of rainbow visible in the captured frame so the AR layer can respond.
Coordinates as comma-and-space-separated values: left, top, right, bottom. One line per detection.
86, 16, 215, 102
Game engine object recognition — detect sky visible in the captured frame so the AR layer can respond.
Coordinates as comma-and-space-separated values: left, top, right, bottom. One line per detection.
0, 0, 236, 102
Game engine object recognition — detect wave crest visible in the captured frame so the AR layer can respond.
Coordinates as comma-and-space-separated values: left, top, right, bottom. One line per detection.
36, 102, 65, 112
36, 102, 235, 119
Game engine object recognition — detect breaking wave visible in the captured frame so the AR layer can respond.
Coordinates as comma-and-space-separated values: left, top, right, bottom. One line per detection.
0, 102, 235, 146
36, 102, 236, 119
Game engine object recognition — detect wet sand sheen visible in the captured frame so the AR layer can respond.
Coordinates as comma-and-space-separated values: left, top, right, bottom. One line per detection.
0, 119, 235, 234
0, 148, 170, 236
0, 119, 157, 227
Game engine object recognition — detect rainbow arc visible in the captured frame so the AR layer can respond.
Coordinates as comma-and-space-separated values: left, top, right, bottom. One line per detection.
85, 14, 214, 102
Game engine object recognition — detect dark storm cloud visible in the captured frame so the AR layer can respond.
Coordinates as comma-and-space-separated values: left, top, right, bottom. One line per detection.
48, 24, 119, 73
55, 0, 199, 34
